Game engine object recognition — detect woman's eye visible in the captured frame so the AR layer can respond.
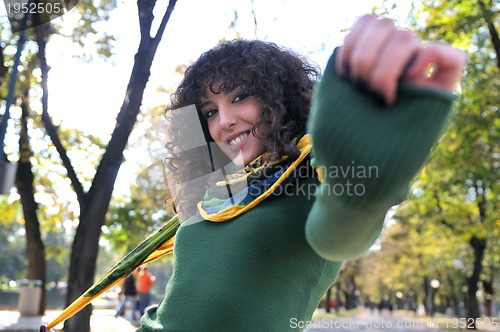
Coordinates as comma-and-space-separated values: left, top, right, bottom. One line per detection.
204, 109, 217, 119
233, 93, 249, 103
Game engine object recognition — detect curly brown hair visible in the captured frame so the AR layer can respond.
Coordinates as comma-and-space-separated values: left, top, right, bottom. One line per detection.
165, 39, 320, 218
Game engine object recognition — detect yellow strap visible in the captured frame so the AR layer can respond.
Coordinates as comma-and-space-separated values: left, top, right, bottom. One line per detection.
198, 135, 312, 222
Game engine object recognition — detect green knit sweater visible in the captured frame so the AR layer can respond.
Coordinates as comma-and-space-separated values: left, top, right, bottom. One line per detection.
137, 52, 456, 331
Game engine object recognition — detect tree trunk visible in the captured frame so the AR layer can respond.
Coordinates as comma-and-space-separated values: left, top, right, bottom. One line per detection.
15, 97, 46, 315
344, 291, 357, 310
63, 1, 177, 330
448, 276, 461, 316
423, 276, 430, 316
466, 236, 486, 330
482, 279, 493, 317
325, 287, 331, 313
335, 281, 342, 312
478, 0, 500, 70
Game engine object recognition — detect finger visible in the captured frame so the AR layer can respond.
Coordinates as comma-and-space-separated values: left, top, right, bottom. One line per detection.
336, 14, 378, 76
368, 29, 420, 105
349, 18, 398, 81
403, 42, 467, 92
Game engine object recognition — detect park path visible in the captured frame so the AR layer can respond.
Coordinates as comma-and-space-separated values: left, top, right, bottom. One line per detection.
1, 307, 497, 331
305, 308, 498, 331
0, 309, 137, 332
304, 308, 446, 331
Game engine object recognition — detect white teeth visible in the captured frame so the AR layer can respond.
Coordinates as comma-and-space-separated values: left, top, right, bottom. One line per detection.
229, 133, 248, 146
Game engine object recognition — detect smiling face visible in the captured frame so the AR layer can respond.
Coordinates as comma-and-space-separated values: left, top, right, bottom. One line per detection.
199, 86, 269, 166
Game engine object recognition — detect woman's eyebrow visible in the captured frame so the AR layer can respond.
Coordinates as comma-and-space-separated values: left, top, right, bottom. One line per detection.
199, 100, 213, 110
199, 86, 245, 109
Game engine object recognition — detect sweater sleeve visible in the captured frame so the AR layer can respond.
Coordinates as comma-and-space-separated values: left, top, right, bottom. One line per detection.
305, 48, 457, 261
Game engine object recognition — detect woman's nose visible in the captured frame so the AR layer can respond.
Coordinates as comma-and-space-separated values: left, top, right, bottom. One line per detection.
218, 107, 236, 130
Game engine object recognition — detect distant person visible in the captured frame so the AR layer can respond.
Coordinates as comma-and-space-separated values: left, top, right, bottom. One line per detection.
115, 271, 138, 320
137, 267, 155, 316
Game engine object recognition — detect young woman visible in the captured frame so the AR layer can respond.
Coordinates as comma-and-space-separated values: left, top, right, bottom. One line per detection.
138, 14, 465, 331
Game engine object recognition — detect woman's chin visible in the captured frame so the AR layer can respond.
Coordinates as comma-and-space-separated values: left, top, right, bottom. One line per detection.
230, 153, 246, 166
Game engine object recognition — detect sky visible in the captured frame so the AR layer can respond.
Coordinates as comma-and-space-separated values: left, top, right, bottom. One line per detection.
45, 0, 414, 137
1, 0, 415, 197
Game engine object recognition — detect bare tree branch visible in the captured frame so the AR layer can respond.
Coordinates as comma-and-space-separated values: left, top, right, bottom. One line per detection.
479, 0, 500, 70
138, 0, 155, 38
152, 0, 177, 44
